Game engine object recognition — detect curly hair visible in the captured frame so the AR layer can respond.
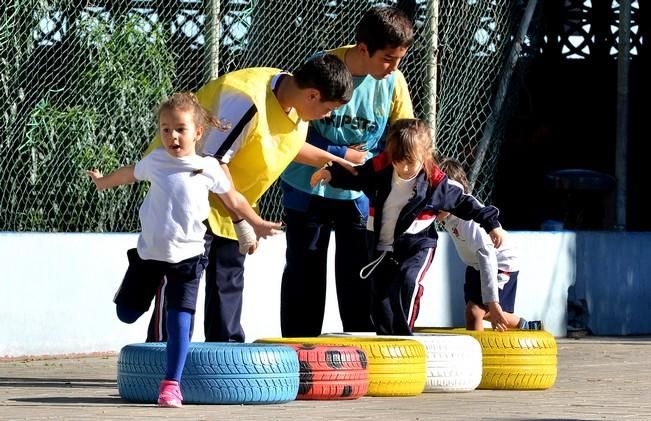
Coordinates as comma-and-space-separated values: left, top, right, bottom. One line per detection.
157, 92, 227, 148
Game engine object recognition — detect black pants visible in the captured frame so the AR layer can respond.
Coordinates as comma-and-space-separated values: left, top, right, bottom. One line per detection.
280, 196, 374, 337
147, 228, 246, 343
371, 247, 435, 336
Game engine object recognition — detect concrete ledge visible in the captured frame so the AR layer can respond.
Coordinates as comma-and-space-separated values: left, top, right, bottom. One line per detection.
3, 231, 646, 357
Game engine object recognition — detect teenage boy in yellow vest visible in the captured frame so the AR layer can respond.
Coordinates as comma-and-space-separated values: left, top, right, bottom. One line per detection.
146, 53, 354, 342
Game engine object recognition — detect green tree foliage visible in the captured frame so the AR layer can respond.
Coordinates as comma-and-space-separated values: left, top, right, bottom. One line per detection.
1, 4, 174, 232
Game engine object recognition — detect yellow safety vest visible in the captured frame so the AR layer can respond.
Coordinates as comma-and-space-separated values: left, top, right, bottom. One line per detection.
146, 68, 308, 240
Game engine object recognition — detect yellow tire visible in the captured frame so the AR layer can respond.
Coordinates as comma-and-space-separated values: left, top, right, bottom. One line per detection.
255, 337, 426, 396
414, 328, 557, 390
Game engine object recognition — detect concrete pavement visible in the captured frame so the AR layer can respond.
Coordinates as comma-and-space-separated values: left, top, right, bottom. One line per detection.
1, 337, 651, 420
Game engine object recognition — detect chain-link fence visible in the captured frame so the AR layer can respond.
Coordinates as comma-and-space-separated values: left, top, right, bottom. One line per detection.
1, 0, 533, 232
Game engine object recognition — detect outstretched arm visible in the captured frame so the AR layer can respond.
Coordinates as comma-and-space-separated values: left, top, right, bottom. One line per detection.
86, 166, 136, 191
213, 163, 281, 255
293, 143, 358, 175
216, 163, 242, 222
306, 127, 368, 165
475, 245, 506, 331
216, 188, 282, 240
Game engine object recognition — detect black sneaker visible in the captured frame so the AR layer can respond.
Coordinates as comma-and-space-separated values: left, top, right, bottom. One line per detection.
526, 320, 544, 330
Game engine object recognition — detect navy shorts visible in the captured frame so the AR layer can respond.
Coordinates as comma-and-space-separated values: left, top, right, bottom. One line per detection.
113, 248, 207, 313
463, 267, 519, 313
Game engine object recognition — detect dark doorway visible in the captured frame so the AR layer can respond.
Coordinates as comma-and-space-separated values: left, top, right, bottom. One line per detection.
493, 0, 648, 230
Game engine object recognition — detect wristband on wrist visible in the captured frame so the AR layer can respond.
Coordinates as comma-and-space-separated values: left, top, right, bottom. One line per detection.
233, 218, 244, 224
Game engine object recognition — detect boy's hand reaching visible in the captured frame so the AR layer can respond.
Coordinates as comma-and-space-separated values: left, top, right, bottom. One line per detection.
253, 220, 283, 240
344, 143, 368, 165
310, 168, 333, 187
331, 157, 358, 176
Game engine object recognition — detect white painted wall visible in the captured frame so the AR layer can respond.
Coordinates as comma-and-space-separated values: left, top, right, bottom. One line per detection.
0, 232, 575, 358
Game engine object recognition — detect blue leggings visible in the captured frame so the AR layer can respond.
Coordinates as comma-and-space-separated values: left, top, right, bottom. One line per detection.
117, 305, 191, 382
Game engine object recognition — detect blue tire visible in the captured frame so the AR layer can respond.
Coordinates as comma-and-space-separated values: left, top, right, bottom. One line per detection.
117, 342, 299, 404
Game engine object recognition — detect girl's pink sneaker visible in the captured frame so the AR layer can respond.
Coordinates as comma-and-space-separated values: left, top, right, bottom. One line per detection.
157, 379, 183, 408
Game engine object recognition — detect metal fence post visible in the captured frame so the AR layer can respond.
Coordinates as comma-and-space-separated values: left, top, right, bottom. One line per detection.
615, 0, 631, 231
207, 0, 221, 79
426, 0, 439, 144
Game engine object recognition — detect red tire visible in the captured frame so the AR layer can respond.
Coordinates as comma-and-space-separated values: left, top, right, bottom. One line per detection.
288, 344, 369, 400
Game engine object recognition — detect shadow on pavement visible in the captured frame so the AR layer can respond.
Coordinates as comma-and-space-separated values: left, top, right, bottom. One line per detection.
11, 396, 138, 406
0, 377, 115, 388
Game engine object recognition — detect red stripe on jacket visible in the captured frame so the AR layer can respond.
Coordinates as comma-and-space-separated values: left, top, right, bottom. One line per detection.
429, 164, 446, 187
416, 209, 436, 220
371, 152, 392, 172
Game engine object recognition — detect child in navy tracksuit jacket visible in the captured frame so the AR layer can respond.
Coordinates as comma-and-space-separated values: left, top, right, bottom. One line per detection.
311, 119, 504, 335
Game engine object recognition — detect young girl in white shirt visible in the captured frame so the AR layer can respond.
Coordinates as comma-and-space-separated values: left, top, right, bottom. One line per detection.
87, 93, 281, 408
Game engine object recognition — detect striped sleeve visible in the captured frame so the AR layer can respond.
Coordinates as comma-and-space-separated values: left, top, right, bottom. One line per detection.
202, 93, 258, 164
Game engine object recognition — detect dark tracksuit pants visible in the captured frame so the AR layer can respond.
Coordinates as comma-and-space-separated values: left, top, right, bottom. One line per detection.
147, 226, 246, 343
280, 196, 374, 337
371, 247, 435, 336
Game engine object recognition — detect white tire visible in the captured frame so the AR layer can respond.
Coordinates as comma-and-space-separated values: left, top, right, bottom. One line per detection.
322, 332, 482, 393
413, 334, 482, 392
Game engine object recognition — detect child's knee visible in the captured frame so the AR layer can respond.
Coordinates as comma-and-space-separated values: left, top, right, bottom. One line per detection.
116, 305, 143, 324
